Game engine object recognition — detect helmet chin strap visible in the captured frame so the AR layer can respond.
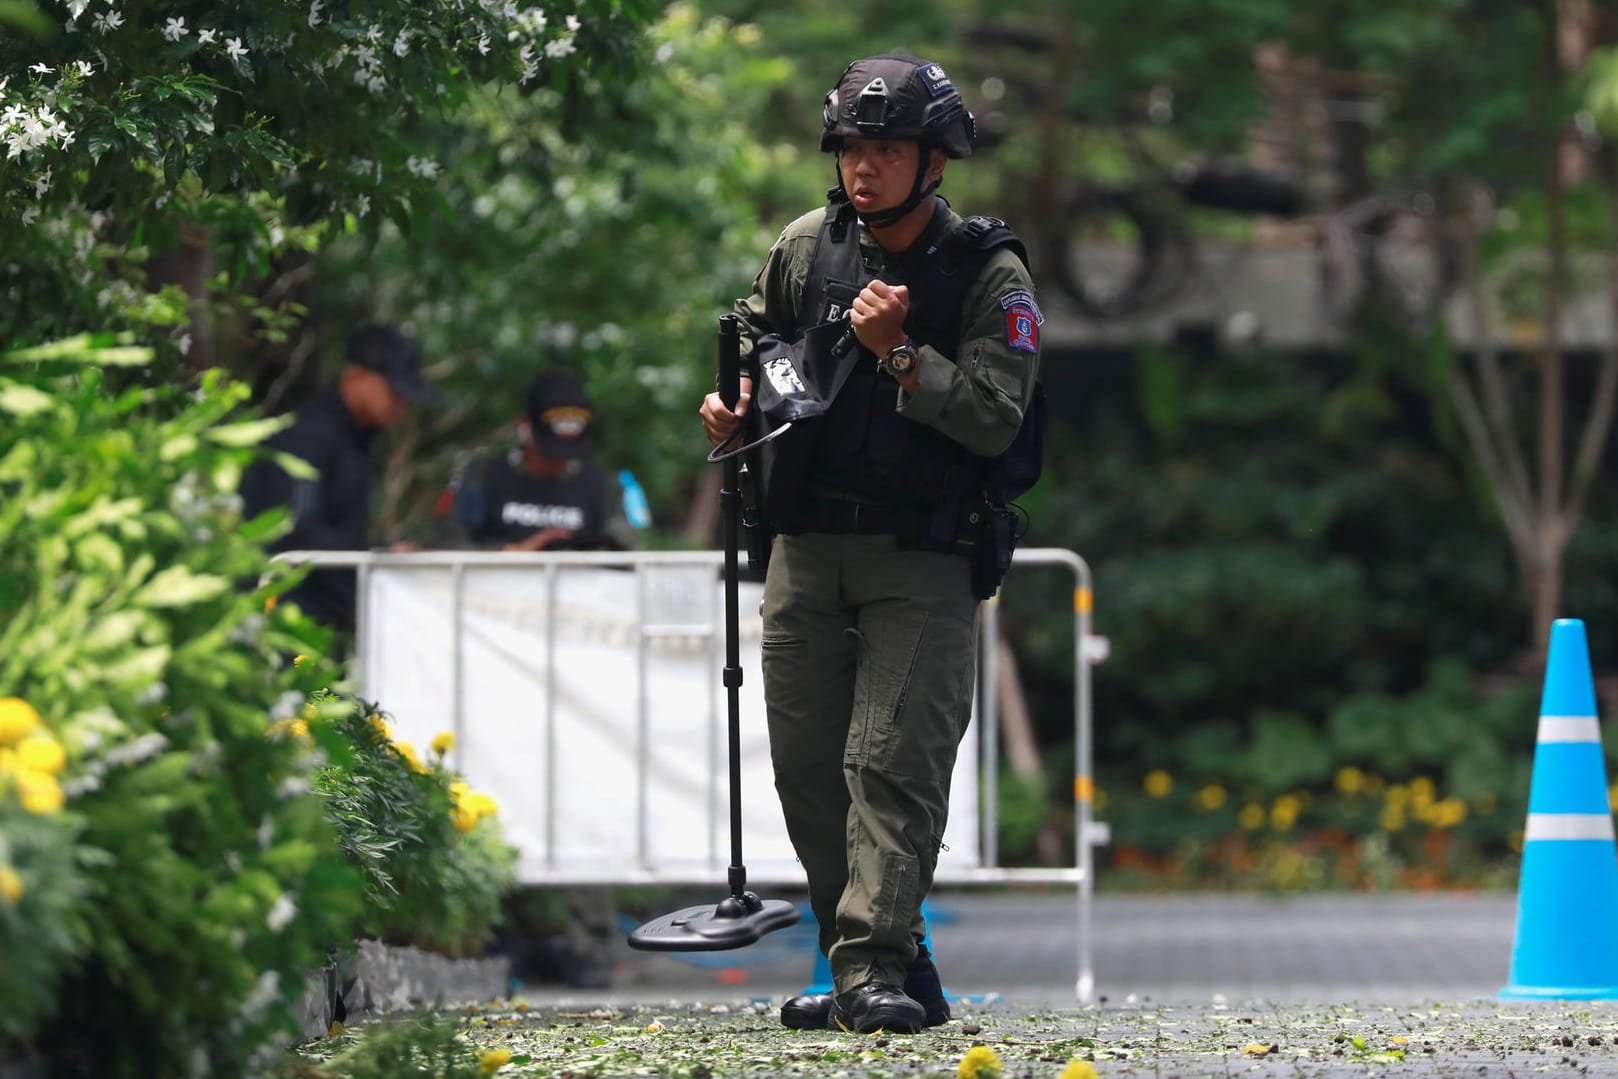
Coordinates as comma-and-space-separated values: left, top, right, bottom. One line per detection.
835, 153, 939, 230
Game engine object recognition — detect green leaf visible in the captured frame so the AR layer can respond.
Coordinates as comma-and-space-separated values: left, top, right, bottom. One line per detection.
82, 610, 148, 653
1, 336, 152, 367
0, 380, 57, 416
100, 644, 172, 688
205, 416, 291, 447
131, 566, 230, 608
268, 450, 318, 481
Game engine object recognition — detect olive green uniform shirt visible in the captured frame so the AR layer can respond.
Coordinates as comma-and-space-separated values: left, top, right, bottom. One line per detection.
733, 201, 1040, 458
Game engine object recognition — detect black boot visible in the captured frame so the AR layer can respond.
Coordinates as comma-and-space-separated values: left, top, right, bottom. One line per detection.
829, 981, 926, 1034
779, 946, 951, 1030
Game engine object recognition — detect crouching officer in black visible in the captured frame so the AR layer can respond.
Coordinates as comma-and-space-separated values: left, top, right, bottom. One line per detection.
439, 371, 637, 554
699, 54, 1041, 1034
242, 322, 433, 635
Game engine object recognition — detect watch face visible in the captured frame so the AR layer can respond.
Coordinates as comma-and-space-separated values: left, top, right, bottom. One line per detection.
884, 346, 917, 376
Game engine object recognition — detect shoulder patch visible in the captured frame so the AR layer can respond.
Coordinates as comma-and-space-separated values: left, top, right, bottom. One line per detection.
1002, 291, 1042, 354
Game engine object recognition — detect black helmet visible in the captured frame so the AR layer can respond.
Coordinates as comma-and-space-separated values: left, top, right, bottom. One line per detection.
821, 54, 975, 159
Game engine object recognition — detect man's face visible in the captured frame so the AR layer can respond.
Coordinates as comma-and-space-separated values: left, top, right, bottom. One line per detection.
341, 366, 410, 429
839, 137, 941, 216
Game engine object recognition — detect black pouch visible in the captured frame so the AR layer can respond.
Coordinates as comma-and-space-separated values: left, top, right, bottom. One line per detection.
738, 461, 773, 580
968, 503, 1019, 601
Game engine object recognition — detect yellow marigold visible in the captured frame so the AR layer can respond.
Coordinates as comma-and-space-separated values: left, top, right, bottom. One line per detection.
451, 805, 479, 833
1380, 805, 1407, 832
394, 740, 424, 772
1431, 796, 1467, 829
0, 698, 42, 747
0, 864, 21, 904
1334, 766, 1365, 796
431, 731, 455, 755
1270, 794, 1301, 832
1142, 770, 1172, 799
466, 792, 499, 820
1238, 803, 1265, 830
15, 769, 64, 815
17, 735, 66, 776
1196, 783, 1226, 811
0, 747, 15, 774
1057, 1060, 1098, 1079
478, 1047, 513, 1074
957, 1045, 1002, 1079
1409, 776, 1435, 805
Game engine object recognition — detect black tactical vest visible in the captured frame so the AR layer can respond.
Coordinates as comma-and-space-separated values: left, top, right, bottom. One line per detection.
473, 452, 610, 550
796, 193, 1029, 509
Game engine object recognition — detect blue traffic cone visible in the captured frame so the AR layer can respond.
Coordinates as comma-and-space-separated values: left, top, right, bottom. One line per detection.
1501, 618, 1618, 1000
801, 900, 943, 997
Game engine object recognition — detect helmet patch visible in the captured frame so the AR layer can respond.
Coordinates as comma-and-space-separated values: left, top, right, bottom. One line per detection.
916, 62, 953, 98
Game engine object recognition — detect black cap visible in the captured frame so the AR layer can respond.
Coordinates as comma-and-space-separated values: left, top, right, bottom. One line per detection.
524, 371, 595, 459
346, 323, 433, 403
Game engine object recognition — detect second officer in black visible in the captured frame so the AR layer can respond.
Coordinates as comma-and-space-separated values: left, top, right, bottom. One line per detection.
439, 371, 637, 553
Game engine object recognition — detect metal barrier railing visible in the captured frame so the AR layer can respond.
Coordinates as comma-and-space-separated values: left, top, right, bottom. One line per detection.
272, 546, 1109, 1000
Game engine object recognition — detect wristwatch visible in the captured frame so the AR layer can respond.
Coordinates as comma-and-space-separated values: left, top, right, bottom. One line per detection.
880, 342, 919, 379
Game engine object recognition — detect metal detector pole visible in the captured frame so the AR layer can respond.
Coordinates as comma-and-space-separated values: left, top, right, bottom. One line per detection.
717, 313, 748, 899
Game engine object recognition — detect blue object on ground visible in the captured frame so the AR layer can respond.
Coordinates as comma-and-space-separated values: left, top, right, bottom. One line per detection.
1501, 618, 1618, 1000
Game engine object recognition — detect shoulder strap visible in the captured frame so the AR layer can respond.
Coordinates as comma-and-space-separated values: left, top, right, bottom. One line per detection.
941, 215, 1029, 275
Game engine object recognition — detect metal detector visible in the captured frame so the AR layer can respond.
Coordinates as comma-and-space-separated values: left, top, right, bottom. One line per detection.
627, 314, 801, 952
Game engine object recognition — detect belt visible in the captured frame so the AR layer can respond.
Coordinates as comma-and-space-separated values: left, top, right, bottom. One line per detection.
788, 498, 925, 537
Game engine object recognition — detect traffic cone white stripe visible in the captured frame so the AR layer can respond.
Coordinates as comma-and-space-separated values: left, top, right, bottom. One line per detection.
1525, 813, 1617, 841
1537, 715, 1603, 743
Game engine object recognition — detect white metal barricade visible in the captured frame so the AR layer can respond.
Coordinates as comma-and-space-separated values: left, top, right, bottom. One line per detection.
273, 547, 1109, 1000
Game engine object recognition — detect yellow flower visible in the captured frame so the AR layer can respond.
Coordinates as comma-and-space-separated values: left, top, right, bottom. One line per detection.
1057, 1060, 1098, 1079
263, 594, 280, 613
0, 747, 15, 774
300, 702, 317, 722
466, 792, 499, 820
292, 654, 306, 666
1380, 805, 1407, 832
478, 1047, 513, 1074
1243, 1043, 1272, 1057
1391, 1035, 1409, 1045
1409, 776, 1435, 806
17, 735, 65, 776
1195, 784, 1226, 811
1142, 770, 1172, 799
451, 805, 479, 833
15, 769, 65, 815
367, 713, 392, 739
0, 864, 21, 904
957, 1045, 1002, 1079
1431, 796, 1467, 829
1334, 766, 1365, 796
0, 698, 42, 747
1270, 794, 1302, 832
394, 740, 424, 773
431, 731, 455, 755
1238, 803, 1265, 830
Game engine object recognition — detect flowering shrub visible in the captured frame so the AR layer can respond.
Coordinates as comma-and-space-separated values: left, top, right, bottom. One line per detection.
316, 705, 515, 959
0, 0, 657, 345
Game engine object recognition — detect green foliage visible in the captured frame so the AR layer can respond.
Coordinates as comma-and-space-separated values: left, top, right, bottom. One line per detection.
316, 706, 516, 959
0, 801, 86, 1053
310, 4, 826, 535
285, 1015, 502, 1079
0, 336, 370, 1075
0, 0, 659, 345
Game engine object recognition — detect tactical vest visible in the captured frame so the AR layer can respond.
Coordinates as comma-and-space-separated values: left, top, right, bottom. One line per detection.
472, 452, 609, 549
795, 192, 1030, 512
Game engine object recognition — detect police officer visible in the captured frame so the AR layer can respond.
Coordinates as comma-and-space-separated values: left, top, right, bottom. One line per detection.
699, 54, 1041, 1034
242, 322, 432, 634
439, 369, 638, 988
440, 371, 637, 553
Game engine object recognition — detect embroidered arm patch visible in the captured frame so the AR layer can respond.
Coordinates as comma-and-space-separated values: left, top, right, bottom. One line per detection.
1000, 290, 1043, 353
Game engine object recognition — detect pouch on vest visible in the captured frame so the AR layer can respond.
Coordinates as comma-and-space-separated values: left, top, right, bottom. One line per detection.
748, 313, 861, 524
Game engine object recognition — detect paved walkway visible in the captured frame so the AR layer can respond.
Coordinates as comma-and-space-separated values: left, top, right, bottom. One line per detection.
517, 889, 1523, 1008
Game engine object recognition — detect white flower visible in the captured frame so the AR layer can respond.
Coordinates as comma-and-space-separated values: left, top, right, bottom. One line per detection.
177, 331, 192, 356
20, 206, 38, 227
392, 30, 409, 58
29, 63, 51, 74
307, 0, 323, 28
266, 894, 297, 932
33, 167, 49, 198
66, 0, 88, 18
225, 37, 248, 61
565, 14, 581, 32
544, 36, 576, 59
406, 155, 439, 178
477, 34, 490, 55
162, 17, 187, 41
71, 60, 92, 78
354, 193, 370, 217
654, 42, 673, 64
197, 28, 216, 44
93, 10, 124, 32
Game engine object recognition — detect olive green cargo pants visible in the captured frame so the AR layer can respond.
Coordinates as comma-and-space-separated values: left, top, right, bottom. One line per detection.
761, 532, 978, 996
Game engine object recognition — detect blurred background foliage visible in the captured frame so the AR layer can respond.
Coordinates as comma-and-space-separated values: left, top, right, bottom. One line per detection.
6, 0, 1618, 897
